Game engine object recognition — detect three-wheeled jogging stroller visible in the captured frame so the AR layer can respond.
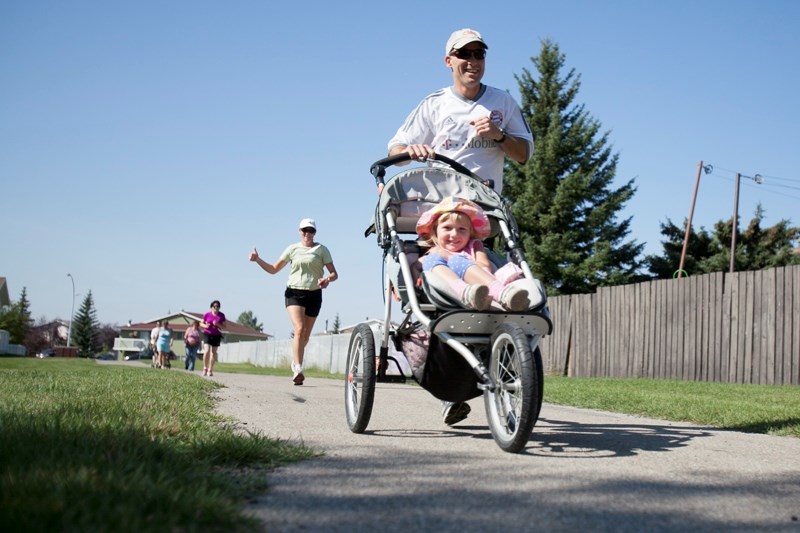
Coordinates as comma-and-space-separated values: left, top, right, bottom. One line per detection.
344, 153, 553, 453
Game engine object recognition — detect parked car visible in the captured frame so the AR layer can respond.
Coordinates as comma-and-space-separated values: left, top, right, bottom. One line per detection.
36, 348, 55, 358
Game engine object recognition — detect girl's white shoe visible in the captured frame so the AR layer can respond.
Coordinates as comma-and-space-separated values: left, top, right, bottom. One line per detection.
461, 284, 491, 310
499, 282, 530, 311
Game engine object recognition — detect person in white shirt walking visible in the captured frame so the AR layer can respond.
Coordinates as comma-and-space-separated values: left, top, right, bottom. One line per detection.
388, 28, 533, 194
387, 28, 534, 425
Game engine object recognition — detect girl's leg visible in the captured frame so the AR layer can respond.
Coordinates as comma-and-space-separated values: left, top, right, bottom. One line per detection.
300, 315, 317, 354
430, 264, 492, 310
287, 306, 318, 384
202, 345, 211, 375
462, 264, 497, 285
286, 305, 317, 365
463, 264, 529, 311
287, 305, 309, 367
208, 346, 218, 375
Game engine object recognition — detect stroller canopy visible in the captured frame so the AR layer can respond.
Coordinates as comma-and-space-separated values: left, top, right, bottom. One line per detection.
368, 166, 510, 244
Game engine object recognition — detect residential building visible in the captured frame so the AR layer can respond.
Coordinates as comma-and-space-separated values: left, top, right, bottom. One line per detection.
113, 310, 270, 357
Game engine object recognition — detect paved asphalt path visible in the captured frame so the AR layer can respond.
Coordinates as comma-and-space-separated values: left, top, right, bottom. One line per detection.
210, 372, 800, 532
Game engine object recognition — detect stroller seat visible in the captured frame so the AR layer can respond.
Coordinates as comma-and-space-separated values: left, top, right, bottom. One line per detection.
420, 269, 548, 313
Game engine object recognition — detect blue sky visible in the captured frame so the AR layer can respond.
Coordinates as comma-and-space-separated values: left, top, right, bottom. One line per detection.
2, 1, 799, 337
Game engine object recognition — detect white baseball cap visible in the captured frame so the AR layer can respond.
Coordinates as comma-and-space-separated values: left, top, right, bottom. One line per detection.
445, 28, 488, 54
298, 218, 317, 230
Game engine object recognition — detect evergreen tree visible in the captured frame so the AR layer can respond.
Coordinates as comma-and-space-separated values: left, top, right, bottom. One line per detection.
0, 287, 32, 344
505, 40, 644, 295
730, 205, 800, 271
645, 204, 800, 277
237, 310, 264, 332
72, 291, 99, 356
644, 219, 717, 278
331, 313, 341, 334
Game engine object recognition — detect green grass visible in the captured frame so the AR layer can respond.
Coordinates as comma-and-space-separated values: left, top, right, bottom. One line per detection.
0, 358, 317, 532
542, 375, 800, 437
1, 357, 797, 531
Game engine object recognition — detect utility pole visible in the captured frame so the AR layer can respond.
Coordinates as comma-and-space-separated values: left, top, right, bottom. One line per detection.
67, 273, 75, 347
677, 161, 711, 278
729, 173, 741, 273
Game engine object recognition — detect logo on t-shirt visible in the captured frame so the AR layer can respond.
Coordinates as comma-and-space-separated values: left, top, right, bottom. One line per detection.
490, 110, 504, 126
443, 137, 497, 150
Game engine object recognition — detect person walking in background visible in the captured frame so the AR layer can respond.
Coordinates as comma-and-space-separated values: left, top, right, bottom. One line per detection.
157, 321, 173, 369
150, 320, 162, 368
201, 300, 226, 377
387, 28, 532, 193
183, 320, 201, 371
249, 218, 338, 386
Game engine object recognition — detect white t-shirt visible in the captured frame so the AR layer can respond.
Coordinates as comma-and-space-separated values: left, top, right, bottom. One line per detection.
388, 84, 533, 192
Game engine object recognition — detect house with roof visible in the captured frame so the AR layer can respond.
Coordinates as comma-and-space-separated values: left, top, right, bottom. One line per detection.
113, 310, 270, 358
0, 276, 26, 355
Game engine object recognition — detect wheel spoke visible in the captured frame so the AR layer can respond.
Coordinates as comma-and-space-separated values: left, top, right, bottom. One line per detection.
344, 323, 376, 434
485, 324, 539, 453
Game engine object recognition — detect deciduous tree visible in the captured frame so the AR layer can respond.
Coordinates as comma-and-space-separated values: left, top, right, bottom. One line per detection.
237, 310, 263, 332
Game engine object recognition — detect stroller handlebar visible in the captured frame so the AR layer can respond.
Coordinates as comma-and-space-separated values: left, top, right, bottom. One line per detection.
370, 153, 491, 189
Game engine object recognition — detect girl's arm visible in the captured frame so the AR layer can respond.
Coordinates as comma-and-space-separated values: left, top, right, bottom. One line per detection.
472, 241, 493, 273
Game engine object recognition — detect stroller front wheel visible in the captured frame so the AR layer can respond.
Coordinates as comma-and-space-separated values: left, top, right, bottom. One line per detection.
484, 323, 540, 453
344, 323, 377, 433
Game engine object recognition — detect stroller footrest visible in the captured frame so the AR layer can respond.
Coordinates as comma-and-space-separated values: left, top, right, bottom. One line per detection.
377, 374, 407, 384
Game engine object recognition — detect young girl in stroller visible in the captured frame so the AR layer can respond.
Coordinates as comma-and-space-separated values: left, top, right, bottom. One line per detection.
417, 196, 531, 312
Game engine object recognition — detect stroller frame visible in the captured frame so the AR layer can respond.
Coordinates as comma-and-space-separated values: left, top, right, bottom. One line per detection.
344, 154, 553, 453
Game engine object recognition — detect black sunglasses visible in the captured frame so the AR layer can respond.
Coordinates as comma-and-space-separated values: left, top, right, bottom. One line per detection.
301, 227, 316, 234
451, 48, 486, 60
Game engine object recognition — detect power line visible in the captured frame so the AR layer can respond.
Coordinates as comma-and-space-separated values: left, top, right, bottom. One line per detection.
708, 172, 800, 202
676, 161, 798, 278
713, 165, 800, 183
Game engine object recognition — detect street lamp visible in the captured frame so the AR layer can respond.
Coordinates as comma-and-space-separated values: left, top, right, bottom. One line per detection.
67, 273, 75, 347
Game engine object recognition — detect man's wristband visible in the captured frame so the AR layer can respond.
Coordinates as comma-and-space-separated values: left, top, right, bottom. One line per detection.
494, 129, 507, 143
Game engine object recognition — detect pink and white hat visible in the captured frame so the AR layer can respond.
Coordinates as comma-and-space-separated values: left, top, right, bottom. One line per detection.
416, 196, 491, 239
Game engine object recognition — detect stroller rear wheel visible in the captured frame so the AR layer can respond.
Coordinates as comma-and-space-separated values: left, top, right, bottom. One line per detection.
483, 323, 540, 453
344, 323, 377, 433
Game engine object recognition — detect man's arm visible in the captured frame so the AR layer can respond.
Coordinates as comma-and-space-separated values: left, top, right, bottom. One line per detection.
496, 134, 529, 164
388, 143, 435, 162
471, 116, 529, 164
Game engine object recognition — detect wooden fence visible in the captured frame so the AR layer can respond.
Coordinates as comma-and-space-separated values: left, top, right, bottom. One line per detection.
538, 264, 800, 386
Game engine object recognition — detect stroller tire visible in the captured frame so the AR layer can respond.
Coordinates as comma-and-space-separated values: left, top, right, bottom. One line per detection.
483, 323, 540, 453
344, 323, 377, 433
533, 346, 544, 421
